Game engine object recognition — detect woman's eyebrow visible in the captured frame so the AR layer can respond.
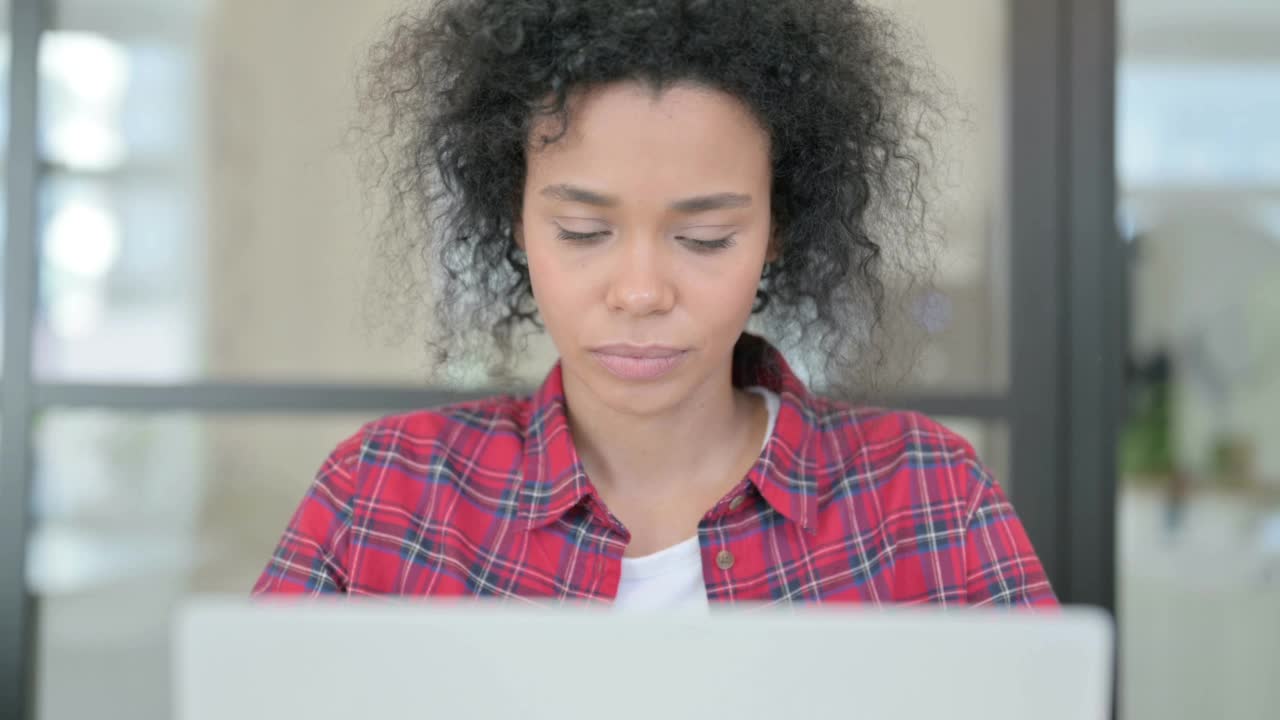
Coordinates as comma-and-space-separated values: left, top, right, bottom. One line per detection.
669, 192, 752, 213
541, 184, 618, 207
540, 184, 752, 213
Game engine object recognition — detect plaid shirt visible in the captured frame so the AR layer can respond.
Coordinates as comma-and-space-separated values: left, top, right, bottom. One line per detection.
254, 335, 1056, 606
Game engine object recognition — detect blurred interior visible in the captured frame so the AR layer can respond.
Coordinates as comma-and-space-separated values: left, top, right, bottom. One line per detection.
0, 0, 1275, 718
1116, 1, 1280, 717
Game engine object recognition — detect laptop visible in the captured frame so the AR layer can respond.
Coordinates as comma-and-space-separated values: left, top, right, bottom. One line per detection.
174, 598, 1113, 720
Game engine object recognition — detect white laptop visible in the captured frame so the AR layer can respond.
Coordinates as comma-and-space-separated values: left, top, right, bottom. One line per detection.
175, 598, 1113, 720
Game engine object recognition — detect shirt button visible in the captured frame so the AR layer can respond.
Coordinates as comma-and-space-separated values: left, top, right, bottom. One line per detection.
729, 495, 745, 511
715, 550, 735, 571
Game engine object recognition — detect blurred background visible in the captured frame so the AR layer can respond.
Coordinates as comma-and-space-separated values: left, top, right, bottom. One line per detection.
0, 0, 1275, 718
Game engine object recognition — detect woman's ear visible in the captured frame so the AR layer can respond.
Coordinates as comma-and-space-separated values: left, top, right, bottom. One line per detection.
765, 226, 780, 263
513, 220, 525, 251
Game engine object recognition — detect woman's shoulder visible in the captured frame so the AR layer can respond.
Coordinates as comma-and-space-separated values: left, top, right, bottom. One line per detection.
801, 394, 991, 489
321, 392, 535, 475
806, 394, 977, 454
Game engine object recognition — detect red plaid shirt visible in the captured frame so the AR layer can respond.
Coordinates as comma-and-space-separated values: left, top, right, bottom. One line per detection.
254, 335, 1056, 606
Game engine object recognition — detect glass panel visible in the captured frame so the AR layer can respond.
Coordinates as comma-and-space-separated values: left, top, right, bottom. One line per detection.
29, 411, 372, 720
863, 0, 1011, 394
34, 0, 451, 385
1117, 2, 1280, 718
0, 1, 11, 371
34, 11, 204, 383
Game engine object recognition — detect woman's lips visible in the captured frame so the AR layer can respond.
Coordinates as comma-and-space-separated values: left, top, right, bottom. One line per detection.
589, 346, 689, 380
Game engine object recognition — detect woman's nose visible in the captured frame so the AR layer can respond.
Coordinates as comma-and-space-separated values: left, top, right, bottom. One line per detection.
604, 238, 676, 316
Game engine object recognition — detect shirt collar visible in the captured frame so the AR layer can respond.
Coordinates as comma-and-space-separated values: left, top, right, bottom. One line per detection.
517, 332, 821, 532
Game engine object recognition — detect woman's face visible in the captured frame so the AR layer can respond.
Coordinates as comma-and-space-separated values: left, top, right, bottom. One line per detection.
517, 81, 775, 415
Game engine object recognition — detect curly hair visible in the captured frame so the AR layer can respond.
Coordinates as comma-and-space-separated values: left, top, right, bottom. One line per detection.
357, 0, 947, 395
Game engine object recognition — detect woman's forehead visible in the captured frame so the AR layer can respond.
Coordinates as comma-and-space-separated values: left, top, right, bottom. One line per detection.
525, 81, 772, 193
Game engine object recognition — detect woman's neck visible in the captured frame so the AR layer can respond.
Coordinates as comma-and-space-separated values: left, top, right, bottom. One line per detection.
560, 367, 765, 500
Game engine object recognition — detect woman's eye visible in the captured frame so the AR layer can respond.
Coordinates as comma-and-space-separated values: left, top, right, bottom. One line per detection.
556, 229, 609, 244
676, 234, 738, 252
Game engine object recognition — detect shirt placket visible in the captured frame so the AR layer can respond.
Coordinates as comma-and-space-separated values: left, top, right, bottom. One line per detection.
699, 485, 767, 605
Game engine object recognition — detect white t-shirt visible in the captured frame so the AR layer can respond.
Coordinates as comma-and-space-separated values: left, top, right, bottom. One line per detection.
613, 385, 780, 610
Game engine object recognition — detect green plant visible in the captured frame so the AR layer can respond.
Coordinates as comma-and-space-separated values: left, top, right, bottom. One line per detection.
1120, 379, 1175, 480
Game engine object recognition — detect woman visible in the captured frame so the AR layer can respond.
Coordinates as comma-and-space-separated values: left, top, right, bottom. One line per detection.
253, 0, 1055, 607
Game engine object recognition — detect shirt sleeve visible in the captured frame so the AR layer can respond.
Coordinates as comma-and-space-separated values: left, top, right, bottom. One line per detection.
961, 460, 1059, 607
251, 429, 366, 595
